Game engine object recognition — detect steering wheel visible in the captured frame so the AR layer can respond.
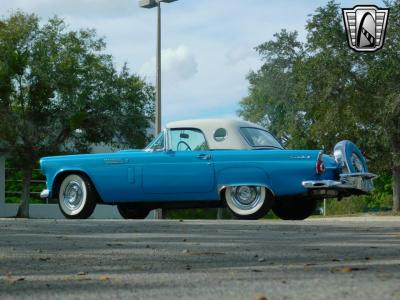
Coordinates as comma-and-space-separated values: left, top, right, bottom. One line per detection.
177, 141, 192, 151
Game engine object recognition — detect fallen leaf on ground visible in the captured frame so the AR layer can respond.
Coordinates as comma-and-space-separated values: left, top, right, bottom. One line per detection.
188, 251, 225, 256
77, 277, 91, 281
332, 267, 367, 273
39, 257, 51, 261
258, 258, 266, 262
6, 273, 24, 285
331, 258, 344, 262
255, 294, 267, 300
99, 275, 110, 281
77, 271, 87, 276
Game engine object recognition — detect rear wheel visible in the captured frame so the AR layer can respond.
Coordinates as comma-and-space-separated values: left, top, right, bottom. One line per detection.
58, 174, 97, 219
223, 186, 274, 220
272, 198, 317, 220
117, 205, 151, 219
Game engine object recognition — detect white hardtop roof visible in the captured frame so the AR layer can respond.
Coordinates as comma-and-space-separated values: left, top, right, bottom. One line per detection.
166, 118, 264, 130
166, 118, 267, 150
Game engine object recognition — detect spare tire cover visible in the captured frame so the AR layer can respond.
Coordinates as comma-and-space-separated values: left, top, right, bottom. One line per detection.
334, 140, 368, 173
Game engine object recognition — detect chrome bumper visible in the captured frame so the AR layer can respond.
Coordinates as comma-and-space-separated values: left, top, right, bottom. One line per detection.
302, 172, 377, 194
40, 189, 50, 199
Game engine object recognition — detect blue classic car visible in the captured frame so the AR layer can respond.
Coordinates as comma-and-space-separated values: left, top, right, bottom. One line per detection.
40, 119, 376, 220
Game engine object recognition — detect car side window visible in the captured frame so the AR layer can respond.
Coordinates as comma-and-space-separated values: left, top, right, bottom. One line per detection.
169, 129, 209, 151
214, 128, 227, 142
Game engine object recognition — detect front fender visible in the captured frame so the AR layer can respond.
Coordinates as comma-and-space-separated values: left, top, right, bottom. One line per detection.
47, 168, 92, 198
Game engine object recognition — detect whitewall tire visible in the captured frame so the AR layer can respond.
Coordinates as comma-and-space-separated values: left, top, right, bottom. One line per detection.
224, 186, 273, 220
58, 174, 97, 219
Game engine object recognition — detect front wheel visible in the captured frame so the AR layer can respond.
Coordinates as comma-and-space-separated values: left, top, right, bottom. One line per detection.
117, 205, 151, 219
272, 198, 317, 220
58, 174, 97, 219
223, 186, 274, 220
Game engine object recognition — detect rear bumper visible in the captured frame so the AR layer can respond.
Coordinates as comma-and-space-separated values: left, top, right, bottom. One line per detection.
302, 172, 377, 195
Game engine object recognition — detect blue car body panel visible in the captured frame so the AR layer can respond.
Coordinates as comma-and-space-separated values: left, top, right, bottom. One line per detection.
40, 149, 338, 203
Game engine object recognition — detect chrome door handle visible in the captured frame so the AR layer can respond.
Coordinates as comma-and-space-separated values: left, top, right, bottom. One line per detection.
196, 154, 211, 160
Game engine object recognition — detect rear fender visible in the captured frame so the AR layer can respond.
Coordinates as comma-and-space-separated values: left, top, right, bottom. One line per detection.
216, 167, 274, 196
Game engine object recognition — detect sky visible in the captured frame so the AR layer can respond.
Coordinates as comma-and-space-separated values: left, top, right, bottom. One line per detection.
0, 0, 384, 126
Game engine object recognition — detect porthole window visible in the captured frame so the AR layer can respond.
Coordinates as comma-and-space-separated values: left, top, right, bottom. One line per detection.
214, 128, 227, 142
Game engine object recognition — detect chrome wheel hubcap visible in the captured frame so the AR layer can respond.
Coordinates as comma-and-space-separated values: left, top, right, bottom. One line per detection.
62, 181, 83, 211
228, 186, 264, 212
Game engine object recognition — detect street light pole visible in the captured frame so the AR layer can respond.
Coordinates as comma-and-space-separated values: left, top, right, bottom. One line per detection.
139, 0, 178, 134
139, 0, 178, 220
156, 1, 161, 134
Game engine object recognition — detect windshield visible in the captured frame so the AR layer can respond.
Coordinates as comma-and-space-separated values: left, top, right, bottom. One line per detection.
144, 131, 165, 151
240, 127, 283, 149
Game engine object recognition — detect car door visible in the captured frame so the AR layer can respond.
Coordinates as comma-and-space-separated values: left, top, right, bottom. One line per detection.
142, 128, 214, 195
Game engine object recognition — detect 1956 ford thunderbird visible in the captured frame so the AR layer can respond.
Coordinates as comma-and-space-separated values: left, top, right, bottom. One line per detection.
40, 119, 376, 220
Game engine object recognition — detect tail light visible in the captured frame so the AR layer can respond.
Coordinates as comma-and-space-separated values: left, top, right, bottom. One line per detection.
316, 152, 325, 174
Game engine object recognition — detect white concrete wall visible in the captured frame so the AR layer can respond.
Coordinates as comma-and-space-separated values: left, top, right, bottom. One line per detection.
0, 155, 5, 214
1, 202, 156, 219
0, 154, 156, 219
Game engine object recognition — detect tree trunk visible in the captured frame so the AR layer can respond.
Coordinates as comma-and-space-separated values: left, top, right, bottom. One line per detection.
16, 166, 32, 218
393, 166, 400, 212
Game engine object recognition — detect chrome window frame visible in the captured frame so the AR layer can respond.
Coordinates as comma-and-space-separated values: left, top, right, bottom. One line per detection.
144, 129, 167, 152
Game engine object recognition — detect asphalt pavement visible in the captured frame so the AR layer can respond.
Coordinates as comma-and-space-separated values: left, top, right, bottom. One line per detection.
0, 216, 399, 300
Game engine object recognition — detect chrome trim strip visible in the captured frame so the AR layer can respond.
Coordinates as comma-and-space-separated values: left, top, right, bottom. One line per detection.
302, 180, 347, 189
164, 128, 170, 151
288, 155, 311, 159
340, 172, 377, 179
104, 158, 129, 164
40, 189, 50, 199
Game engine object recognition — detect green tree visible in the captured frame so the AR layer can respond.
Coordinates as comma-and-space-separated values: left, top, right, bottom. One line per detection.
239, 30, 307, 148
0, 12, 154, 217
239, 1, 400, 211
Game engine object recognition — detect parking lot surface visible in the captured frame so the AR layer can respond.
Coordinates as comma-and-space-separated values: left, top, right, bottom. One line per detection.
0, 217, 399, 300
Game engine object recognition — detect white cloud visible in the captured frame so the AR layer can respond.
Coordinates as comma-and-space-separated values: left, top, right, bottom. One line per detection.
0, 0, 137, 18
140, 45, 198, 83
0, 0, 359, 126
226, 46, 254, 65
